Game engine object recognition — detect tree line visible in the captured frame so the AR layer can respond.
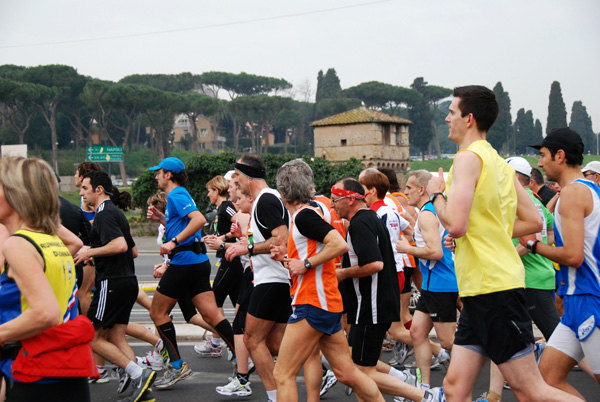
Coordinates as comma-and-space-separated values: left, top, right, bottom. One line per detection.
0, 64, 595, 183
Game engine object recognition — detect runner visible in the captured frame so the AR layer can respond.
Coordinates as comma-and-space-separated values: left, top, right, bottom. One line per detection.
224, 154, 290, 402
426, 85, 578, 401
74, 170, 155, 402
270, 159, 385, 402
146, 157, 236, 390
531, 128, 600, 398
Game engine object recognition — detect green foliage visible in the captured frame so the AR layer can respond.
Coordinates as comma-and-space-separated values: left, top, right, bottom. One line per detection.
533, 119, 543, 146
488, 82, 513, 153
569, 101, 595, 153
514, 109, 535, 154
119, 72, 198, 93
546, 81, 568, 135
314, 97, 362, 120
131, 170, 158, 210
341, 81, 419, 113
315, 68, 341, 102
199, 71, 291, 98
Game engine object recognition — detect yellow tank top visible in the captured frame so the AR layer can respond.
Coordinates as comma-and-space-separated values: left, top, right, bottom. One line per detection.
14, 229, 78, 322
446, 140, 524, 297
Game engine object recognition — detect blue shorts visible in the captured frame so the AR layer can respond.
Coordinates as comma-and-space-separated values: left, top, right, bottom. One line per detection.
288, 304, 342, 336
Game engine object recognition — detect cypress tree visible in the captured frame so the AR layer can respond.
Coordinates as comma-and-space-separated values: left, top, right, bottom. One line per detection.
546, 81, 567, 134
487, 82, 512, 154
569, 101, 595, 153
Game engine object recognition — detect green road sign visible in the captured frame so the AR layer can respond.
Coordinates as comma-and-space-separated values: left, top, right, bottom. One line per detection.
86, 153, 123, 162
86, 146, 123, 154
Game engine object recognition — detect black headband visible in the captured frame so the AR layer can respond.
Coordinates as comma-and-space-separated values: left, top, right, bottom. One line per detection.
235, 162, 266, 179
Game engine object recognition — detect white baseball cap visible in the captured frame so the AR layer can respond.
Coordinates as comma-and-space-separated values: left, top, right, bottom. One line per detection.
224, 170, 235, 181
506, 157, 532, 177
581, 161, 600, 175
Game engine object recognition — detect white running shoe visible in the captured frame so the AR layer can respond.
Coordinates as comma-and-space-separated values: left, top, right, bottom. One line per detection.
215, 377, 252, 397
136, 351, 164, 371
194, 341, 222, 357
320, 369, 338, 397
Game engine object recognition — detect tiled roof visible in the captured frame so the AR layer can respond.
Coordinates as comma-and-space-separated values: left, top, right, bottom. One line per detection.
311, 106, 412, 127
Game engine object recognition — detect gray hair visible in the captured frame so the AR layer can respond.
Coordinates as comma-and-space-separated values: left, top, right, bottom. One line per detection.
276, 159, 315, 204
409, 170, 432, 189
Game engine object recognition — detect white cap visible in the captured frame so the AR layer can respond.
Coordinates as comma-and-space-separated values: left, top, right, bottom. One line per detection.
581, 161, 600, 175
224, 170, 235, 181
506, 157, 532, 177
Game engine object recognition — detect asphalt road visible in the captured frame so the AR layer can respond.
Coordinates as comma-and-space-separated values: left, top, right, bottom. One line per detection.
109, 239, 598, 401
90, 343, 598, 402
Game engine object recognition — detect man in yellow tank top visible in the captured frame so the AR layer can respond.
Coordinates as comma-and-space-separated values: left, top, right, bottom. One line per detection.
426, 86, 579, 402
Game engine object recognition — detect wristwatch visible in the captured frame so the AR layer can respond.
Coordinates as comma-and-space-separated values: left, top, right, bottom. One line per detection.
247, 243, 254, 256
429, 192, 445, 203
304, 259, 312, 270
526, 239, 539, 254
220, 242, 226, 251
171, 237, 179, 245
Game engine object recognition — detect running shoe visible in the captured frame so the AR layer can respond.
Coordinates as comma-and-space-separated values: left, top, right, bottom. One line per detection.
428, 386, 445, 402
474, 392, 490, 402
136, 351, 164, 371
382, 335, 394, 352
215, 376, 253, 397
117, 369, 156, 402
154, 362, 192, 389
139, 388, 156, 402
390, 342, 414, 366
227, 346, 234, 361
403, 367, 422, 388
194, 341, 222, 357
89, 367, 110, 384
430, 356, 441, 370
117, 368, 132, 394
320, 369, 338, 397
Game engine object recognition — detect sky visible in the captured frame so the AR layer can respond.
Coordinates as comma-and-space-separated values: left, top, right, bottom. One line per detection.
1, 0, 599, 136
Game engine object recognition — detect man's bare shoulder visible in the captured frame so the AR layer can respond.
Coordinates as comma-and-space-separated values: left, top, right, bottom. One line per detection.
559, 181, 594, 216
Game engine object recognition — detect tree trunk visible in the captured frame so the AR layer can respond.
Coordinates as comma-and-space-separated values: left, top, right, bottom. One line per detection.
233, 118, 239, 151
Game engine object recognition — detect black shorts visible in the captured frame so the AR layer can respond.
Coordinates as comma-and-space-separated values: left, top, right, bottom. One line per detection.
416, 290, 459, 323
247, 282, 292, 323
524, 288, 560, 340
213, 257, 243, 308
5, 377, 90, 402
348, 322, 391, 367
233, 268, 255, 334
157, 261, 212, 300
454, 288, 534, 364
176, 288, 199, 323
88, 277, 137, 329
402, 267, 414, 294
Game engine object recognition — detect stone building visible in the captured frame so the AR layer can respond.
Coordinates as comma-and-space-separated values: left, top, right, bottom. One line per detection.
311, 105, 412, 172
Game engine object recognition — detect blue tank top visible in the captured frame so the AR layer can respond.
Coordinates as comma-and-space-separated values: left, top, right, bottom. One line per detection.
415, 202, 458, 292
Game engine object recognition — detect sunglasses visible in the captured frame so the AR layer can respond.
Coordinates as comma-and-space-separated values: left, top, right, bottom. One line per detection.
331, 196, 351, 203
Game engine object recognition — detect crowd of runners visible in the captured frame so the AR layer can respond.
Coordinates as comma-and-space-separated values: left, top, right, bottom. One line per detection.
0, 84, 597, 402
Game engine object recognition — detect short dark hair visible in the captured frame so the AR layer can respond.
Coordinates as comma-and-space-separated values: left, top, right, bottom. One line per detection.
453, 85, 499, 133
530, 167, 544, 185
84, 171, 132, 211
238, 154, 266, 173
77, 161, 102, 176
168, 169, 188, 186
341, 178, 365, 199
377, 167, 400, 192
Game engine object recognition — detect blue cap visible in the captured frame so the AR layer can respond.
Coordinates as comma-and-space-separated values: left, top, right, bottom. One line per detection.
149, 157, 185, 173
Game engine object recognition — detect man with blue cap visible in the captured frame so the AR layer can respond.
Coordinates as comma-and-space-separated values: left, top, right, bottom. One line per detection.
146, 157, 236, 389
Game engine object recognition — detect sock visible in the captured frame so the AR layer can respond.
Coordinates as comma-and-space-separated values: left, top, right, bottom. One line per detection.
487, 390, 502, 402
158, 321, 180, 363
155, 338, 164, 352
237, 372, 249, 384
321, 354, 330, 368
126, 361, 143, 379
266, 389, 277, 401
404, 319, 412, 330
97, 364, 106, 373
214, 319, 236, 360
388, 367, 408, 382
211, 337, 221, 347
437, 348, 450, 361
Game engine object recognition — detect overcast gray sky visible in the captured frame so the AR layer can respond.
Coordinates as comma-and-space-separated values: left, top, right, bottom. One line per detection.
1, 0, 598, 137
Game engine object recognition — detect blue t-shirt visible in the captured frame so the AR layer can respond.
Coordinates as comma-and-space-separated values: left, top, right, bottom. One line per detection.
166, 186, 208, 265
